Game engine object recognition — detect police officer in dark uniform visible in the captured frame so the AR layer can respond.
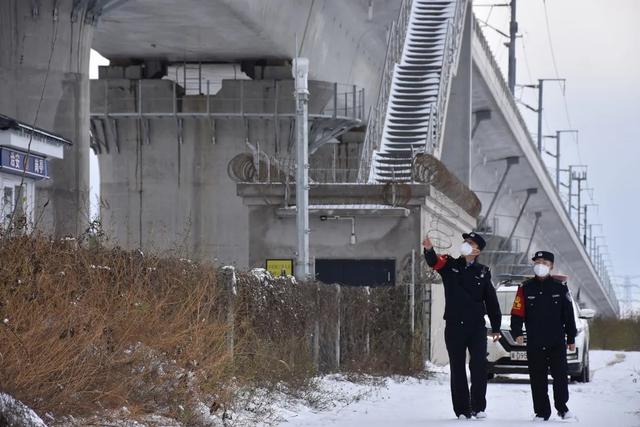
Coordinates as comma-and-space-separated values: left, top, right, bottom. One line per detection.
511, 251, 577, 421
423, 231, 502, 420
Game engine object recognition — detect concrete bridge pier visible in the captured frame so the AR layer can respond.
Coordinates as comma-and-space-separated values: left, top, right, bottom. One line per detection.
0, 0, 94, 236
90, 71, 364, 265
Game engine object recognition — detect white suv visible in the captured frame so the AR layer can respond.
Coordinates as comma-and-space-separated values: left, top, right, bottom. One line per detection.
485, 282, 595, 382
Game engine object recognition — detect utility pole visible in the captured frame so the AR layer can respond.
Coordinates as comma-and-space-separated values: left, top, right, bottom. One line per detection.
293, 57, 310, 280
564, 164, 586, 223
543, 130, 578, 191
597, 244, 608, 276
508, 0, 518, 93
588, 224, 603, 256
582, 203, 597, 247
520, 79, 566, 153
571, 168, 587, 237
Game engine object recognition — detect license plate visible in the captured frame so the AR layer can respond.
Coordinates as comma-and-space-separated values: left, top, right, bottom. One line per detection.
510, 351, 527, 361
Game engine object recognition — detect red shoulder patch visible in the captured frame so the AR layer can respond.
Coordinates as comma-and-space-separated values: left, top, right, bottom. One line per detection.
433, 255, 448, 271
511, 286, 525, 317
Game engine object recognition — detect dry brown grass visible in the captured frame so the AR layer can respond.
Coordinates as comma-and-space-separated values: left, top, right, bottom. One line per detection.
0, 232, 425, 424
0, 234, 232, 421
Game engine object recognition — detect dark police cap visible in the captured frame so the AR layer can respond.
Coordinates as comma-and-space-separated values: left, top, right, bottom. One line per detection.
462, 231, 486, 250
532, 251, 555, 263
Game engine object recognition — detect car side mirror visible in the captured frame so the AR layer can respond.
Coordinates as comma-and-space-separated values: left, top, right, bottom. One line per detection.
579, 308, 596, 319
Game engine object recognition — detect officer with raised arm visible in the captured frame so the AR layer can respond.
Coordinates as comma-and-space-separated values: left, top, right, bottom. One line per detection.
423, 232, 502, 420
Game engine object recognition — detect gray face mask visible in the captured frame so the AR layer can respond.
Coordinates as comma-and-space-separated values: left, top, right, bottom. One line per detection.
534, 264, 550, 277
460, 242, 473, 256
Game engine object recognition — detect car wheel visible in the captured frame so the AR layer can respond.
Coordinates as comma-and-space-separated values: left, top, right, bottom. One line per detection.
581, 349, 590, 383
572, 349, 590, 383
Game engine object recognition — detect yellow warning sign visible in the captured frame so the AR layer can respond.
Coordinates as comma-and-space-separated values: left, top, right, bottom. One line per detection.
266, 259, 294, 277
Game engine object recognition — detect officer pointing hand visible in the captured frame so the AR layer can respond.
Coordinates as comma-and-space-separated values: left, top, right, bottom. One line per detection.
423, 232, 502, 419
422, 235, 482, 258
423, 235, 495, 342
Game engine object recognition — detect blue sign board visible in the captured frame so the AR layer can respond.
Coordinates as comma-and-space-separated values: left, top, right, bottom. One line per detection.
0, 148, 49, 180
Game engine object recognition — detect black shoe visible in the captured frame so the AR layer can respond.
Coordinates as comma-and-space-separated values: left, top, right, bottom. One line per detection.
471, 411, 487, 419
558, 410, 575, 420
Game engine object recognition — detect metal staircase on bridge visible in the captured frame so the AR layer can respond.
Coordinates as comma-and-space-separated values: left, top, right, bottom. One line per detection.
358, 0, 468, 183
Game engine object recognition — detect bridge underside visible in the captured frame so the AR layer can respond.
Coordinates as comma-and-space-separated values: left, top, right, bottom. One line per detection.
92, 0, 403, 109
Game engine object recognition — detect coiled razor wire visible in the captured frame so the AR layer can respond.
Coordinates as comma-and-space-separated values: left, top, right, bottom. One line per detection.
412, 153, 483, 262
227, 152, 293, 184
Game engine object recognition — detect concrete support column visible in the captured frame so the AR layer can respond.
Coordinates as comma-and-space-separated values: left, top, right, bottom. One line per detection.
0, 0, 94, 236
440, 0, 473, 186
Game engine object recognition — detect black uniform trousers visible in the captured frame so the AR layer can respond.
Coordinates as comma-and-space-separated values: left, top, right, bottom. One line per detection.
527, 345, 569, 419
445, 321, 487, 417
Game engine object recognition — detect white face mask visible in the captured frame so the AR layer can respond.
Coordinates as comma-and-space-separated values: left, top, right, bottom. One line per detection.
534, 264, 551, 277
460, 242, 474, 256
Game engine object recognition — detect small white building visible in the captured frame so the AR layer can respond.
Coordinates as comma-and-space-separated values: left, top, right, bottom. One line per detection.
0, 114, 71, 230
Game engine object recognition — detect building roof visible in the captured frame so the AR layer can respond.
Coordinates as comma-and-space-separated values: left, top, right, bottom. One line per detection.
0, 113, 72, 146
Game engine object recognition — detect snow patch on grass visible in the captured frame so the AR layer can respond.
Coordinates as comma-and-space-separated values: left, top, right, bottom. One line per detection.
0, 393, 47, 427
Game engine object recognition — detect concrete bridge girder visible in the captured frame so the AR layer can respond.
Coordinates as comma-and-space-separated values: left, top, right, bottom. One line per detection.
465, 21, 617, 316
92, 0, 404, 115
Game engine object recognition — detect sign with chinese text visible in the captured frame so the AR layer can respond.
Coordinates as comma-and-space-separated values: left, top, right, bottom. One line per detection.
0, 148, 49, 180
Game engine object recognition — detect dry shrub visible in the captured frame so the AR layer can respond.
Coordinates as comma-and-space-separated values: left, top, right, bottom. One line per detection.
231, 273, 317, 391
340, 285, 426, 376
0, 234, 427, 423
0, 235, 231, 420
232, 274, 426, 381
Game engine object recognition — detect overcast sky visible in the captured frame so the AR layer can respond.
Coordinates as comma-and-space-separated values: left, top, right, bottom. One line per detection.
89, 0, 639, 293
474, 0, 640, 287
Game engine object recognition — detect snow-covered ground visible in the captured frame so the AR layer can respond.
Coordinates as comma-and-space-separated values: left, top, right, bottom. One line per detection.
272, 351, 640, 426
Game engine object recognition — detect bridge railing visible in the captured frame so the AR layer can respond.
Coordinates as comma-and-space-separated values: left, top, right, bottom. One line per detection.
91, 79, 365, 122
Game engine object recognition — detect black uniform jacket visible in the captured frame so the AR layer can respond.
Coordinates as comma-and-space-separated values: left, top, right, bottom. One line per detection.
510, 276, 578, 348
424, 248, 502, 332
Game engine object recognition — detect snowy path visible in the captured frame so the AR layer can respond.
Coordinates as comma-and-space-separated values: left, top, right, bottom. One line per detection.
273, 351, 640, 426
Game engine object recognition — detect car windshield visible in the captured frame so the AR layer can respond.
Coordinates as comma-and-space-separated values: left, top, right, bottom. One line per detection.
497, 290, 517, 314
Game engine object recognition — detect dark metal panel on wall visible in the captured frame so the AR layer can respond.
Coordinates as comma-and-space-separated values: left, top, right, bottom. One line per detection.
315, 259, 396, 287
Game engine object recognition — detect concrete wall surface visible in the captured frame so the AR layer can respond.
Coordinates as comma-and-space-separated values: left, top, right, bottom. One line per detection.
247, 205, 422, 281
0, 0, 94, 236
